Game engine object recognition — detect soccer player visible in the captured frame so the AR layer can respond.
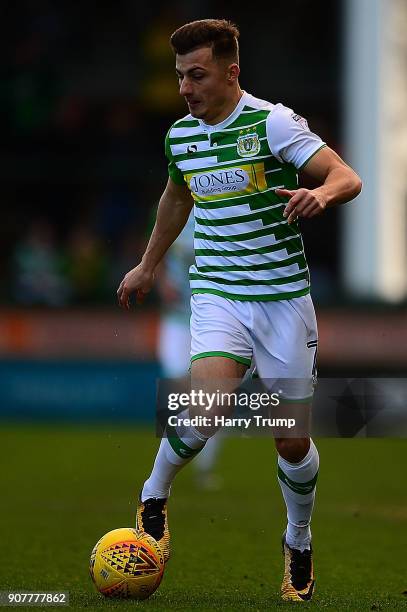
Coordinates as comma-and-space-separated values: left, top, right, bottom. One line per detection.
117, 19, 362, 601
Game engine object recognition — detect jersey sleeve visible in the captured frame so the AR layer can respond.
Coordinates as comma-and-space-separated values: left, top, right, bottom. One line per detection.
266, 103, 326, 169
165, 128, 186, 185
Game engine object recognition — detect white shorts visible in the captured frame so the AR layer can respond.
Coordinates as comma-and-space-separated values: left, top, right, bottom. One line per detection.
190, 293, 318, 400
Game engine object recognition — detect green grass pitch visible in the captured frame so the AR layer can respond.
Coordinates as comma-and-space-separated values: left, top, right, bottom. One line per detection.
1, 426, 406, 611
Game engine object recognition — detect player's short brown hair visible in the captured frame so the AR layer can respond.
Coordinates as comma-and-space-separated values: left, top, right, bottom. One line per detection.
170, 19, 239, 63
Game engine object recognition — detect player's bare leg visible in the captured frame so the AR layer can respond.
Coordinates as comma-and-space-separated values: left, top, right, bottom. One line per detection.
190, 356, 247, 436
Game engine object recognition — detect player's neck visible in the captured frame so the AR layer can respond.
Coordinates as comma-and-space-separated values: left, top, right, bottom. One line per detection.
203, 87, 244, 126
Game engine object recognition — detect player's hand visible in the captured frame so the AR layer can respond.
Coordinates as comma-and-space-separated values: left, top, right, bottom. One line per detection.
117, 264, 154, 310
275, 188, 327, 224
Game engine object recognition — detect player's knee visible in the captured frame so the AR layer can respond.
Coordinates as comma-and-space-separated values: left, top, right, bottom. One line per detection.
275, 437, 310, 463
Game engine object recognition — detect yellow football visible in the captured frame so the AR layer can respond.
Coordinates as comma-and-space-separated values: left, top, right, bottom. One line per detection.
90, 528, 165, 599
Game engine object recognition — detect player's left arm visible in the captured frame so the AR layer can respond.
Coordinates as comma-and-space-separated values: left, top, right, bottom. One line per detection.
275, 146, 362, 224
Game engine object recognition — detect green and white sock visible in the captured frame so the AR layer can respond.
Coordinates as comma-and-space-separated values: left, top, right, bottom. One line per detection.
141, 409, 207, 501
277, 439, 319, 552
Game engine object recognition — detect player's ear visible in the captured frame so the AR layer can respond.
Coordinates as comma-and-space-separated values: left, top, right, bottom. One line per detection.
227, 63, 240, 83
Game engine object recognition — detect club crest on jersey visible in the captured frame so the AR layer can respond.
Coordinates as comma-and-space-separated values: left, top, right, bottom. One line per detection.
237, 132, 260, 157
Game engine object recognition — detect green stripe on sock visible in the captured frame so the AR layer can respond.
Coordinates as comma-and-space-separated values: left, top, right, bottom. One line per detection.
278, 465, 318, 495
167, 426, 204, 459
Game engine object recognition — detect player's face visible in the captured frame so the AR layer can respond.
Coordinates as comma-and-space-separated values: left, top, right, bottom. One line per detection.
175, 46, 236, 124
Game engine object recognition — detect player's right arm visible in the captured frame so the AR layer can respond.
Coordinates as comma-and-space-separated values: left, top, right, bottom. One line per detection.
117, 177, 193, 309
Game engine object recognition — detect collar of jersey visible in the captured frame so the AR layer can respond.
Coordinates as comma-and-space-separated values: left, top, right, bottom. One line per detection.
198, 91, 249, 132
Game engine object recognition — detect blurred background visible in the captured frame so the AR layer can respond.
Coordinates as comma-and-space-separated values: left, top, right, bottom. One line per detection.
1, 4, 406, 606
1, 0, 406, 419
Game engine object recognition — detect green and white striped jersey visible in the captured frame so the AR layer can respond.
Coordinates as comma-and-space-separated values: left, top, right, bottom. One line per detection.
165, 92, 326, 301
